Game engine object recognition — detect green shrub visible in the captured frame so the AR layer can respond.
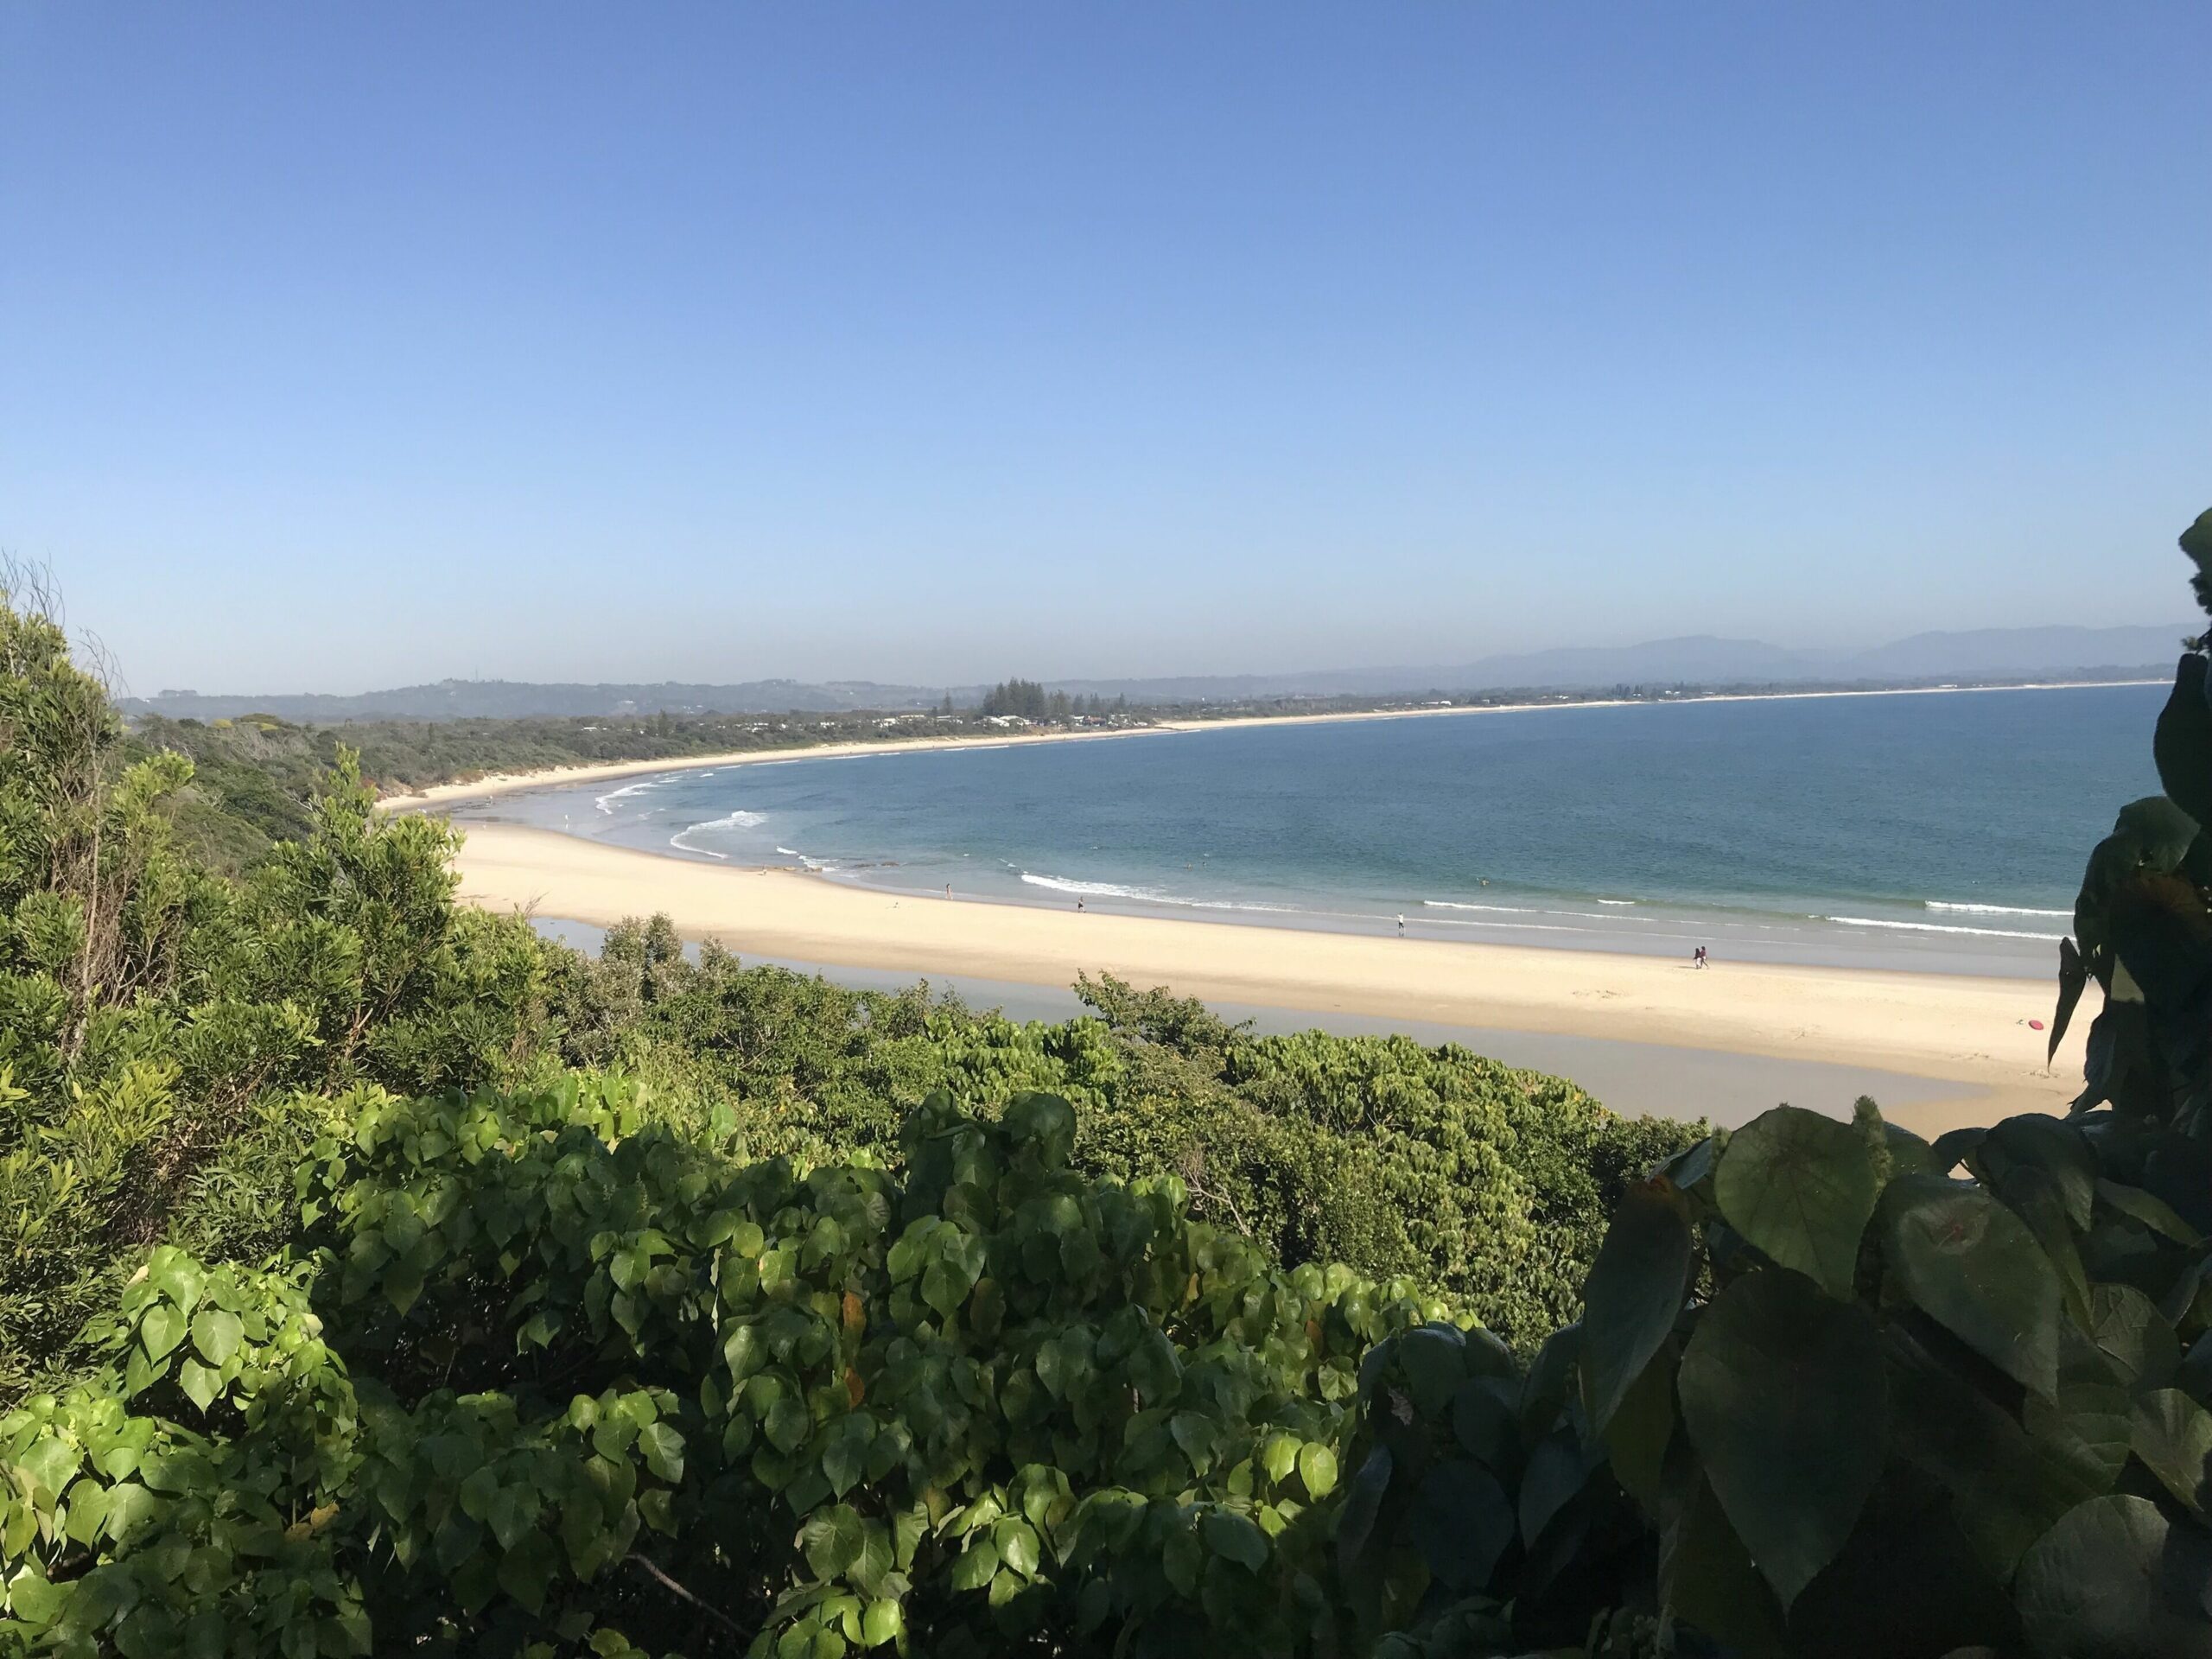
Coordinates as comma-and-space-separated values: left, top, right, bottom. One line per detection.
1, 1081, 1446, 1657
0, 584, 549, 1395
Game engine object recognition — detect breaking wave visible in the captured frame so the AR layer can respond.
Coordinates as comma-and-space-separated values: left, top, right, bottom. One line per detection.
1423, 899, 1653, 924
1924, 900, 2071, 918
594, 779, 660, 814
1825, 915, 2065, 941
1016, 870, 1299, 913
669, 810, 768, 858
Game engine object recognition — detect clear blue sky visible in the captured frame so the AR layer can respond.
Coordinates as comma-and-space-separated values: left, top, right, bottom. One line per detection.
4, 3, 2207, 695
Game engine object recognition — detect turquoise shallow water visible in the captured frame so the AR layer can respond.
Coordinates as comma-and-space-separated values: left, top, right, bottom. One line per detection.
468, 683, 2165, 978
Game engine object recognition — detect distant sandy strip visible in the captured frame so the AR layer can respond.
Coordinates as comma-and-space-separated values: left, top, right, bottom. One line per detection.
451, 822, 2090, 1135
378, 679, 2161, 814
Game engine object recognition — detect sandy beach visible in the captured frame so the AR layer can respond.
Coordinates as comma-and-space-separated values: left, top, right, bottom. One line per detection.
450, 820, 2090, 1135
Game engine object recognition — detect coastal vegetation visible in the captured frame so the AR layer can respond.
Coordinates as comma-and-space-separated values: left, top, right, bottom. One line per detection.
6, 512, 2212, 1655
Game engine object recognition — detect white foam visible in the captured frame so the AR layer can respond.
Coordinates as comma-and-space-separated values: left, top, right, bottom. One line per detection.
1424, 899, 1653, 925
1020, 871, 1151, 899
1016, 870, 1301, 914
669, 810, 768, 857
594, 779, 661, 814
1825, 915, 2064, 941
1924, 901, 2072, 918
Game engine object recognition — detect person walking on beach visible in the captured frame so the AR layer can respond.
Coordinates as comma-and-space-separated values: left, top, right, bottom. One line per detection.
1396, 913, 1405, 937
1693, 944, 1708, 969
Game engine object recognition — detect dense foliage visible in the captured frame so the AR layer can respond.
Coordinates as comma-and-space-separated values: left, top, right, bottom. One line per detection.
0, 594, 546, 1396
550, 935, 1688, 1351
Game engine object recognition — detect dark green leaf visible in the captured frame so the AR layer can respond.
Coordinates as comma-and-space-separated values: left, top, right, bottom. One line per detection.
2022, 1332, 2132, 1493
1677, 1268, 1887, 1607
1716, 1106, 1880, 1300
766, 1399, 811, 1453
1600, 1345, 1675, 1512
802, 1504, 868, 1581
2131, 1389, 2212, 1515
2091, 1283, 2179, 1390
1397, 1325, 1467, 1419
1198, 1510, 1268, 1573
2157, 654, 2212, 827
495, 1532, 557, 1616
992, 1516, 1039, 1577
1579, 1180, 1694, 1430
1660, 1479, 1788, 1659
1334, 1446, 1391, 1565
2051, 938, 2088, 1062
1409, 1460, 1513, 1591
1880, 1175, 2061, 1399
947, 1537, 997, 1592
2014, 1496, 2212, 1659
1885, 1329, 2094, 1580
2097, 1178, 2199, 1245
637, 1421, 683, 1484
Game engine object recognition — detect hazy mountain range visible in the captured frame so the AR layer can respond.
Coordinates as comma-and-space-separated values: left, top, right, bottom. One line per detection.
124, 622, 2194, 723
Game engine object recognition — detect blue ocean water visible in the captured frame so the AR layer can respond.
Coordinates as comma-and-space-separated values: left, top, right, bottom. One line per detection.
471, 684, 2166, 976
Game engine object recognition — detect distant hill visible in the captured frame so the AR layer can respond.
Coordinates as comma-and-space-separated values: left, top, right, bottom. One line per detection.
124, 677, 953, 722
124, 622, 2192, 722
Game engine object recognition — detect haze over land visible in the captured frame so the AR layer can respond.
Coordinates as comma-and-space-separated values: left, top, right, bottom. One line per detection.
124, 620, 2190, 721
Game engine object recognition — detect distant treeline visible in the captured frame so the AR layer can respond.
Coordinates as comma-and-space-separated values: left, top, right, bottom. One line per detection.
976, 678, 1124, 721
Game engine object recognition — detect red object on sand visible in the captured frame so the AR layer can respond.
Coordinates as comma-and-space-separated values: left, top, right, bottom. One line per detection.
2029, 1019, 2045, 1031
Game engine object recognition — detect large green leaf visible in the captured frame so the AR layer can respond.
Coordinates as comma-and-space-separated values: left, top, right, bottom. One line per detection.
1677, 1268, 1887, 1607
2091, 1282, 2180, 1389
1880, 1174, 2061, 1399
802, 1504, 868, 1581
1334, 1446, 1392, 1565
137, 1304, 187, 1363
2023, 1325, 2133, 1491
2113, 795, 2202, 874
1408, 1460, 1514, 1591
2184, 510, 2212, 615
2157, 655, 2212, 830
2132, 1389, 2212, 1515
1976, 1115, 2097, 1230
2015, 1495, 2212, 1659
1885, 1328, 2094, 1580
1577, 1179, 1694, 1431
1599, 1345, 1675, 1513
1715, 1106, 1880, 1300
1783, 1467, 2024, 1659
1658, 1478, 1788, 1659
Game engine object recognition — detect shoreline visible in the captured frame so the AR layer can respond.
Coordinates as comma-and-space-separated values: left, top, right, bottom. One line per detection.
378, 677, 2162, 813
451, 821, 2091, 1136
